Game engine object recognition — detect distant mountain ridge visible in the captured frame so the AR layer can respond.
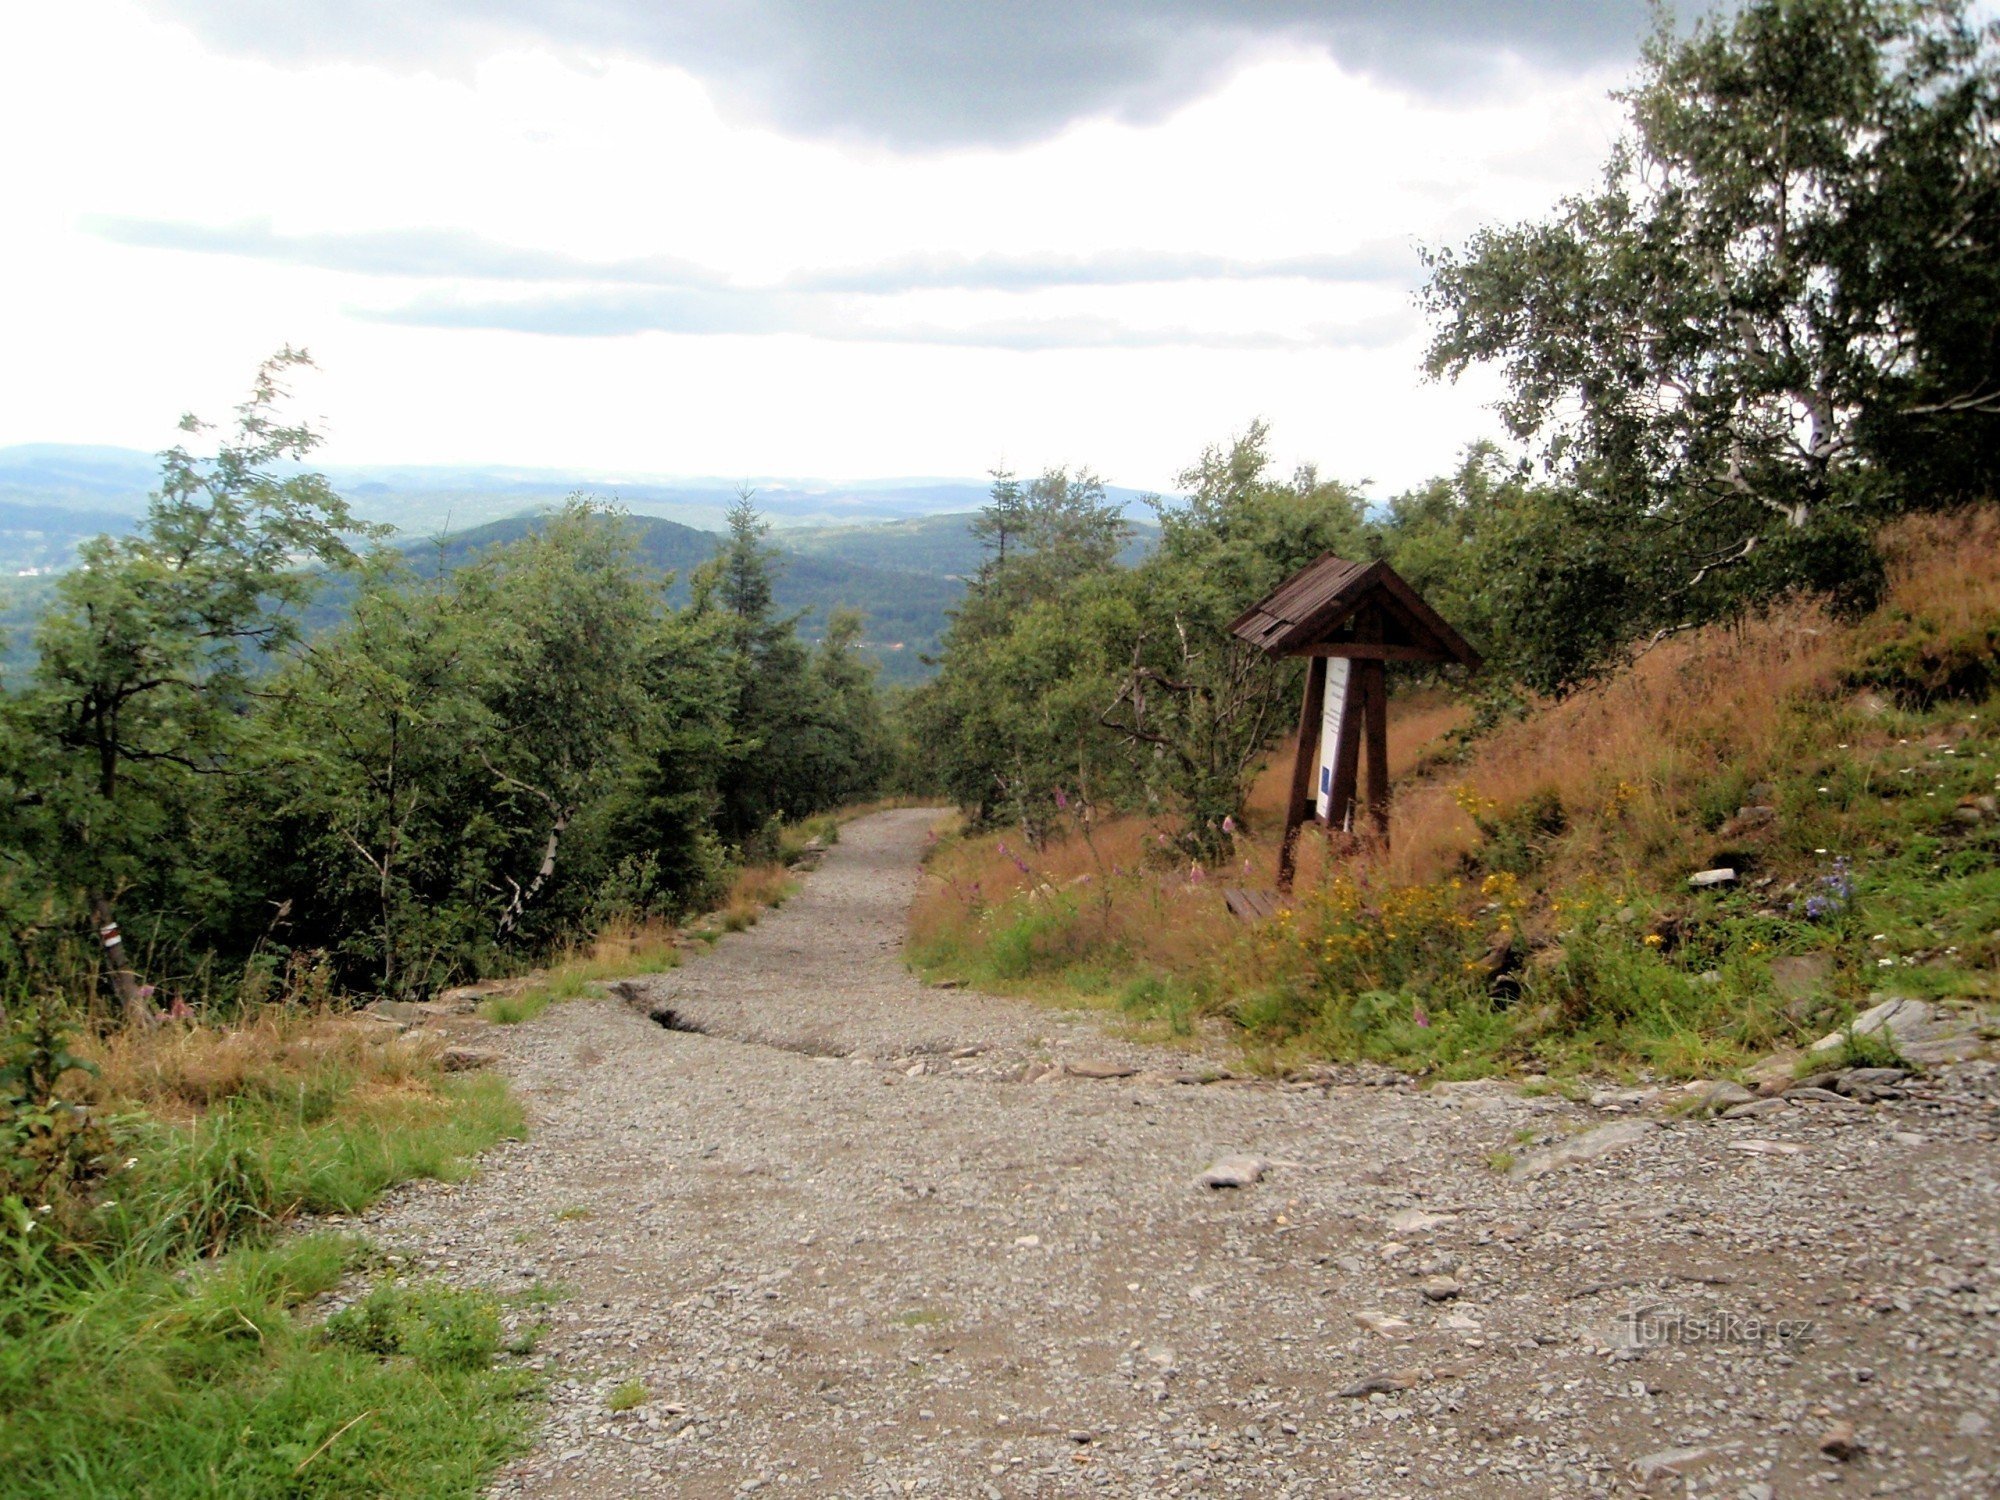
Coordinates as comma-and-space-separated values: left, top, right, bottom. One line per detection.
0, 445, 1161, 684
0, 443, 1161, 537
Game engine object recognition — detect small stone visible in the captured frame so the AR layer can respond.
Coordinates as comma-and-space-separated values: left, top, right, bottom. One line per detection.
1817, 1420, 1864, 1460
1066, 1059, 1140, 1079
1957, 1411, 1991, 1438
1353, 1310, 1412, 1338
1388, 1208, 1455, 1236
1012, 1234, 1041, 1248
1728, 1138, 1806, 1156
1787, 1086, 1864, 1106
1336, 1373, 1414, 1398
1688, 868, 1738, 889
1068, 1430, 1094, 1445
1199, 1154, 1267, 1189
439, 1046, 501, 1072
1721, 1098, 1788, 1119
1419, 1275, 1462, 1301
1629, 1446, 1721, 1482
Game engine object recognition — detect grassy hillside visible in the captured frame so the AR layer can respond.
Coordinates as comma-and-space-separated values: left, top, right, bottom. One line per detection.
910, 509, 2000, 1081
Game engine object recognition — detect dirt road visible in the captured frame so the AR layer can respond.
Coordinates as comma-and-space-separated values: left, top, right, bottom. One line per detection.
357, 808, 2000, 1498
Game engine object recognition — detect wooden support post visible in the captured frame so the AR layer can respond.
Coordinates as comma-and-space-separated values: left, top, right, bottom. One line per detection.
1361, 658, 1390, 845
1276, 656, 1327, 892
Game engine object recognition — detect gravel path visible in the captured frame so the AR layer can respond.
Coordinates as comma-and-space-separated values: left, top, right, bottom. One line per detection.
355, 807, 2000, 1499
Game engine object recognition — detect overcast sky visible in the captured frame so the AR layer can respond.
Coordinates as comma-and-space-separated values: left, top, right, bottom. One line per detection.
0, 1, 1655, 494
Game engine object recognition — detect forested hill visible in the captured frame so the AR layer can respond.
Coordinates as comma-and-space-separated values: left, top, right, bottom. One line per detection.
401, 511, 965, 682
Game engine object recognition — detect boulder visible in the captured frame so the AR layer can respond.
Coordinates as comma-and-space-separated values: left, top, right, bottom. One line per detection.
1810, 996, 1986, 1066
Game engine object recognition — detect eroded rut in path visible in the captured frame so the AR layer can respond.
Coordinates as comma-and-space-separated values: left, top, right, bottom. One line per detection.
355, 808, 2000, 1500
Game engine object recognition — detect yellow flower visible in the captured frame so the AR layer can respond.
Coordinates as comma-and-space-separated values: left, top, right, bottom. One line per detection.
1643, 933, 1664, 947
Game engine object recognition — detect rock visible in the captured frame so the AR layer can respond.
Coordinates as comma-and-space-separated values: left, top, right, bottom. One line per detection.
1770, 953, 1834, 1004
434, 981, 509, 1011
1836, 1066, 1908, 1090
1695, 1080, 1756, 1114
1720, 1098, 1788, 1119
1198, 1154, 1266, 1189
440, 1046, 500, 1072
1688, 867, 1738, 889
1951, 804, 1985, 825
1387, 1208, 1455, 1236
1787, 1085, 1865, 1106
1065, 1059, 1140, 1080
1418, 1275, 1461, 1301
1336, 1372, 1413, 1398
1809, 995, 1986, 1066
1353, 1310, 1412, 1338
1630, 1445, 1723, 1482
1958, 1411, 1991, 1438
370, 999, 436, 1025
1817, 1420, 1865, 1460
1509, 1120, 1657, 1179
1748, 1050, 1804, 1095
1728, 1138, 1805, 1156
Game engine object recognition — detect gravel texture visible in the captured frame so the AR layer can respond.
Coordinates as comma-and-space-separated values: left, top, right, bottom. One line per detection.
349, 807, 2000, 1499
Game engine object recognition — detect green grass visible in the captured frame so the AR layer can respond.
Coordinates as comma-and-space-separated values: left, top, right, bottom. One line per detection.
0, 1239, 536, 1498
0, 1030, 532, 1499
605, 1378, 649, 1412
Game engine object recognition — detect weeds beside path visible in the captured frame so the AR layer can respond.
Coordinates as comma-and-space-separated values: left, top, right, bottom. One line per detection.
0, 1011, 535, 1499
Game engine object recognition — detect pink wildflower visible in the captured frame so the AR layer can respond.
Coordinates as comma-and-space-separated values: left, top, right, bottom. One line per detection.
1222, 815, 1237, 835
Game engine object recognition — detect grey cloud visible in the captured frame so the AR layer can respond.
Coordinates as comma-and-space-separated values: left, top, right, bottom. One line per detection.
788, 243, 1415, 294
358, 288, 1416, 352
82, 215, 725, 289
140, 1, 1656, 148
85, 215, 1418, 294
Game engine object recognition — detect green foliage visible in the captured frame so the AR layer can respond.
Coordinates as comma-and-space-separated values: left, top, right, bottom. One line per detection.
1845, 610, 2000, 707
0, 1005, 112, 1206
0, 371, 891, 1007
913, 424, 1370, 850
1422, 0, 2000, 692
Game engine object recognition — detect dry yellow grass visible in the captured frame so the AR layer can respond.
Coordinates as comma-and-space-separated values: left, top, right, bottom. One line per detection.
74, 1006, 441, 1122
911, 509, 2000, 989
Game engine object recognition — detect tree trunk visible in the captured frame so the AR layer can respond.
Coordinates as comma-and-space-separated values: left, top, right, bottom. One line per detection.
90, 895, 155, 1027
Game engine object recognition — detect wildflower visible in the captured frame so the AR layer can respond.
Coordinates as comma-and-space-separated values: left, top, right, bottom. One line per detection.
1189, 864, 1206, 883
1412, 1001, 1430, 1029
1222, 815, 1237, 835
122, 1157, 138, 1170
1643, 934, 1664, 947
1053, 786, 1070, 811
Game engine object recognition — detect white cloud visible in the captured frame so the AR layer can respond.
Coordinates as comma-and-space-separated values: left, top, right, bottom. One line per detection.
0, 0, 1630, 491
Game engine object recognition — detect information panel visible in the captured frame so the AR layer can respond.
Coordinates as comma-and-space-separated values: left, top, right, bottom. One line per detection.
1313, 658, 1352, 826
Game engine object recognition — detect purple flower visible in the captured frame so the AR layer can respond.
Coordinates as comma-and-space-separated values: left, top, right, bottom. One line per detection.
1189, 864, 1206, 883
1412, 1001, 1431, 1029
1222, 815, 1237, 835
1053, 787, 1070, 811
